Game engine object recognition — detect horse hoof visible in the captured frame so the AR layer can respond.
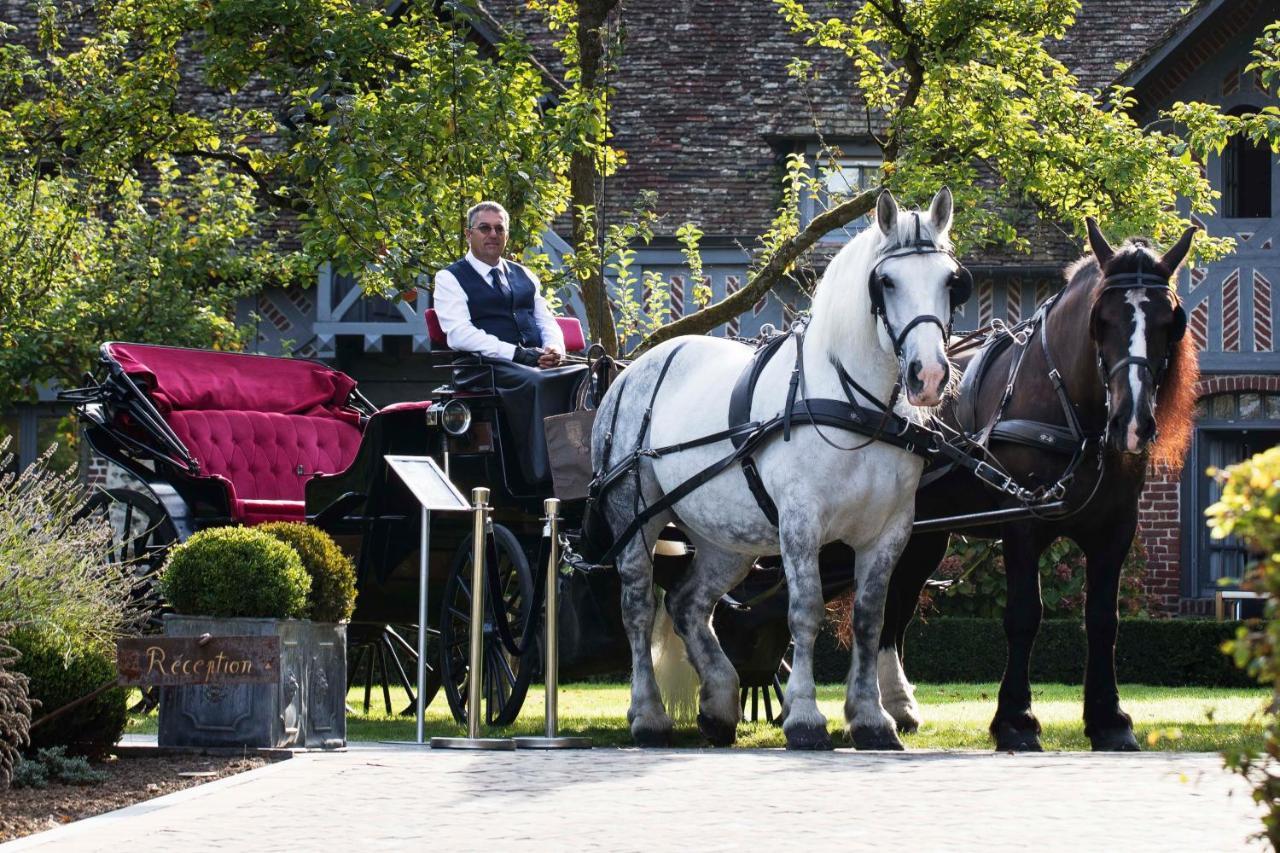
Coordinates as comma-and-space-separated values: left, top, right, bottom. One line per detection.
784, 723, 833, 751
852, 726, 905, 751
992, 723, 1043, 752
697, 712, 737, 748
892, 712, 921, 735
1090, 729, 1140, 752
632, 725, 674, 748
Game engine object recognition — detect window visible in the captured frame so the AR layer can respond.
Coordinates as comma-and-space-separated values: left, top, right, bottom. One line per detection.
1222, 105, 1272, 218
815, 156, 883, 237
1188, 391, 1280, 598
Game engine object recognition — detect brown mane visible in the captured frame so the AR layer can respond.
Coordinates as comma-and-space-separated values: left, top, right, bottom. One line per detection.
1152, 330, 1198, 474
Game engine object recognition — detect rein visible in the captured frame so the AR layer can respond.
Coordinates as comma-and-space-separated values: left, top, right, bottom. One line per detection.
937, 261, 1180, 516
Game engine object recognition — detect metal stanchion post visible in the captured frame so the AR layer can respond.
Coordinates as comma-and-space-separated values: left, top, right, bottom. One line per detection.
514, 499, 591, 749
431, 487, 513, 750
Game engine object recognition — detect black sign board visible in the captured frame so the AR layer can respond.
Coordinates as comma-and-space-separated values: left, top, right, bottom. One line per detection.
116, 636, 280, 686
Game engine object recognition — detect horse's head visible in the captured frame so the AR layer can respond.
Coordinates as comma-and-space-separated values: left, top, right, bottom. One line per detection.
869, 188, 970, 407
1085, 218, 1195, 455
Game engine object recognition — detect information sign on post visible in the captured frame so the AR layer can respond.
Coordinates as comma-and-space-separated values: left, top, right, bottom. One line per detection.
384, 455, 471, 745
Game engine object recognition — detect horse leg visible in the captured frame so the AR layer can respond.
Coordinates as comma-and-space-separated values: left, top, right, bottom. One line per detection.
990, 528, 1049, 751
666, 541, 754, 747
1081, 523, 1140, 752
777, 520, 832, 750
616, 518, 677, 746
878, 531, 949, 734
844, 514, 910, 751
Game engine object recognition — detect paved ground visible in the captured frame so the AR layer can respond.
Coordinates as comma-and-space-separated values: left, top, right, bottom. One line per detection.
3, 740, 1263, 852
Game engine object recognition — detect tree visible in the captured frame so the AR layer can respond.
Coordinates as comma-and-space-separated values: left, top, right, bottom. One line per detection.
527, 0, 1234, 356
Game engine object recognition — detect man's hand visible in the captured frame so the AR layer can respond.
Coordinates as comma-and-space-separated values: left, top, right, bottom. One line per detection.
513, 346, 543, 367
538, 347, 563, 369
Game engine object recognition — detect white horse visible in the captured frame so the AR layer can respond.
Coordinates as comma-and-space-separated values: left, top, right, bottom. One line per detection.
591, 188, 961, 750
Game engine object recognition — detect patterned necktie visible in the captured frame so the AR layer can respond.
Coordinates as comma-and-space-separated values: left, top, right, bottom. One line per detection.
490, 268, 509, 297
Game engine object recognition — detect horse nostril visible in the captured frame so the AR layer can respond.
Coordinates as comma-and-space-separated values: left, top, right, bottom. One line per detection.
908, 360, 923, 390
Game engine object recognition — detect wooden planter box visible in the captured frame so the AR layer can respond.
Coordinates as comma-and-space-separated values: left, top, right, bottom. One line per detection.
157, 615, 346, 750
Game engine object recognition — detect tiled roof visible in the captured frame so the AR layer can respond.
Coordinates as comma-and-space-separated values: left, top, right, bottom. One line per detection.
485, 0, 1192, 267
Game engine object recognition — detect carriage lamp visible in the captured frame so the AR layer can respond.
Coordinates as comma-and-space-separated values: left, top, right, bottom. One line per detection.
440, 400, 472, 436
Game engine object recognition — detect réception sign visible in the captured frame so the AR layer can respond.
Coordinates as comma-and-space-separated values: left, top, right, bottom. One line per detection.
116, 636, 280, 686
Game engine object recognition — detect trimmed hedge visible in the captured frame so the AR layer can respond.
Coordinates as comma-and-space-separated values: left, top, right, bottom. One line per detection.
813, 617, 1255, 688
160, 527, 310, 619
8, 630, 126, 759
255, 522, 357, 623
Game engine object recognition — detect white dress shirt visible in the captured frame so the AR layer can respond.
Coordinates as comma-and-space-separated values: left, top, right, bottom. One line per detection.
432, 252, 565, 360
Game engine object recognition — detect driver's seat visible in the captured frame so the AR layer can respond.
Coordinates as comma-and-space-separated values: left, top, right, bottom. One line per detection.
423, 308, 587, 353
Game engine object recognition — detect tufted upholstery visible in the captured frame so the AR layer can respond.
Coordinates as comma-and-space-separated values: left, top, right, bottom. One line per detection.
105, 343, 369, 525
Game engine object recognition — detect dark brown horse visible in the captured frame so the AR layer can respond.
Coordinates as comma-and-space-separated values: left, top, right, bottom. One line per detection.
877, 219, 1199, 751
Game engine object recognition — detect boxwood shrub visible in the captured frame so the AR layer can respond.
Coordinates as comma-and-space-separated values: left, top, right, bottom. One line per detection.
8, 629, 126, 759
255, 522, 357, 623
160, 527, 310, 619
813, 617, 1254, 687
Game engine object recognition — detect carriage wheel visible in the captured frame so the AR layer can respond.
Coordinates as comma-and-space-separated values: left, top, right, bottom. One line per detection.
75, 487, 178, 712
439, 524, 536, 727
740, 642, 792, 725
346, 622, 442, 717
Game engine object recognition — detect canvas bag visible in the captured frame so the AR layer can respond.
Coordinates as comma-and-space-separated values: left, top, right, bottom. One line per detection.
544, 355, 618, 500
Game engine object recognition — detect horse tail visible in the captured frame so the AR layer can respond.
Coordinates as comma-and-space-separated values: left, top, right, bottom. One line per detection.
652, 591, 699, 723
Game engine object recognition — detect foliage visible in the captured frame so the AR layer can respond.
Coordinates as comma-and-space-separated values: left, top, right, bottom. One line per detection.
774, 0, 1231, 263
1167, 22, 1280, 157
8, 629, 126, 759
160, 527, 310, 620
1205, 446, 1280, 847
0, 440, 148, 658
11, 746, 108, 790
827, 617, 1255, 688
928, 535, 1150, 619
0, 631, 32, 791
255, 523, 357, 623
0, 18, 313, 407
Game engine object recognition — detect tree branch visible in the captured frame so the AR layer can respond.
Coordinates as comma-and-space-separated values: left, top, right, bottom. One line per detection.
173, 148, 303, 212
627, 189, 878, 356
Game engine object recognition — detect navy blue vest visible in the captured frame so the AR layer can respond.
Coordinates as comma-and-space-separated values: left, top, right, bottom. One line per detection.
446, 258, 543, 349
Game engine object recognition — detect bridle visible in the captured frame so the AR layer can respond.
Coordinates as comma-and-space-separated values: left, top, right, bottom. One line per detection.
869, 213, 974, 356
1093, 257, 1187, 390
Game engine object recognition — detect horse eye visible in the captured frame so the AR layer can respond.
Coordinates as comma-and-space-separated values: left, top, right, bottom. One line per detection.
881, 277, 895, 290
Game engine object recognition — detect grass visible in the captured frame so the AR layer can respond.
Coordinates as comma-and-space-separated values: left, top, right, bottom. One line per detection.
127, 682, 1270, 752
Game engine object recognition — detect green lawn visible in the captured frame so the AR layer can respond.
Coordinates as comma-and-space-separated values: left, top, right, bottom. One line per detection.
127, 682, 1270, 752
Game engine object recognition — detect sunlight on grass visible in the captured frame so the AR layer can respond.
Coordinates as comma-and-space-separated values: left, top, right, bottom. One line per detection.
128, 682, 1268, 751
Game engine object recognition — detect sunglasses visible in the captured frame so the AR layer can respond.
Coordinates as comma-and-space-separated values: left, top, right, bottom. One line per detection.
471, 223, 507, 235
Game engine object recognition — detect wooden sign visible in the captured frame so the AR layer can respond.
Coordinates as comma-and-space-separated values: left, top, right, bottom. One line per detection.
116, 636, 280, 687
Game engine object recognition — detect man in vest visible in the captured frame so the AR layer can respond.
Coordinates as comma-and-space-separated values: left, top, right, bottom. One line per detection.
433, 201, 565, 368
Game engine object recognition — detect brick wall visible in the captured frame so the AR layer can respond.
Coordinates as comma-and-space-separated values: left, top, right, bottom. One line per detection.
1137, 373, 1280, 614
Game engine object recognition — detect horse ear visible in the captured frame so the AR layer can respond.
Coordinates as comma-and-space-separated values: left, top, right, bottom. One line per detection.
1086, 217, 1114, 267
929, 187, 953, 234
1159, 225, 1198, 273
877, 190, 899, 237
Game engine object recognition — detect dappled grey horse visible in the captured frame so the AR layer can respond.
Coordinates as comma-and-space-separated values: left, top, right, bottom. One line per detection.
590, 188, 968, 750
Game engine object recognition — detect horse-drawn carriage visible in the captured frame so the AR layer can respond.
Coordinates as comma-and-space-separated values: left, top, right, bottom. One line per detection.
60, 310, 798, 726
62, 191, 1198, 751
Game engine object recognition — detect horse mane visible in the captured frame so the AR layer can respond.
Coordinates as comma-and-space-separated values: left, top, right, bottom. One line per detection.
1152, 331, 1198, 474
1070, 239, 1200, 475
806, 209, 953, 362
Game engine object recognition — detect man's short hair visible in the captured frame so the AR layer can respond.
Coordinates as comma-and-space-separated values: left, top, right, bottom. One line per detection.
467, 201, 510, 230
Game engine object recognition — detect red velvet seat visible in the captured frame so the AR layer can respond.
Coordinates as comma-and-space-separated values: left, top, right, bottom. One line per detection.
424, 308, 587, 353
104, 343, 367, 525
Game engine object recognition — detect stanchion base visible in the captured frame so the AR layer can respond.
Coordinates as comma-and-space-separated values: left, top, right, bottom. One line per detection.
378, 740, 431, 748
429, 736, 515, 750
512, 736, 592, 750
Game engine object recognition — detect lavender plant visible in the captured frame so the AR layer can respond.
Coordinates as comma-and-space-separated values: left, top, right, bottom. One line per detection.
0, 439, 148, 658
0, 629, 32, 790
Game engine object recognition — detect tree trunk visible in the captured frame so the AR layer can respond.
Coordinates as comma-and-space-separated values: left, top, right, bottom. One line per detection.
571, 0, 620, 356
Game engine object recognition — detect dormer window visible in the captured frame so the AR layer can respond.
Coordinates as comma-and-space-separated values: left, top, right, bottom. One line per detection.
1222, 105, 1272, 219
813, 154, 883, 237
